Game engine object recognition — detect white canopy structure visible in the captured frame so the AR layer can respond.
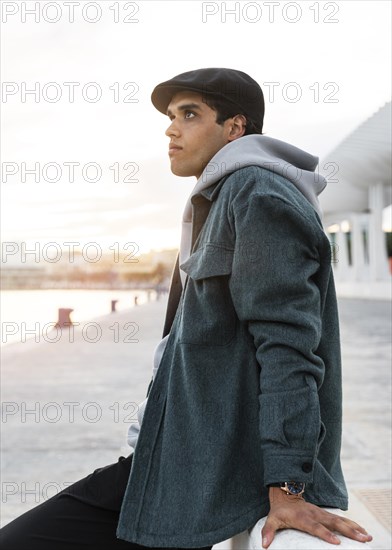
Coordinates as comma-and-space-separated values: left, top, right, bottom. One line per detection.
319, 102, 391, 288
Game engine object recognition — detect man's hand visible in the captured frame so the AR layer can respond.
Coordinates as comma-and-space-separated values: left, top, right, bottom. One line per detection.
261, 487, 373, 548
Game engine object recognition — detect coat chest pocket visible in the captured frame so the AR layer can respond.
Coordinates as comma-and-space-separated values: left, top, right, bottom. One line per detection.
178, 244, 237, 346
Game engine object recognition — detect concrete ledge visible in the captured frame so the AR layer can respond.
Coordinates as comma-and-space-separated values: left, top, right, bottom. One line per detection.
230, 509, 373, 549
335, 280, 391, 300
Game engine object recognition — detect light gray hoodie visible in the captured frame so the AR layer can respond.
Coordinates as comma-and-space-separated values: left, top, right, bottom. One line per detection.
127, 134, 327, 451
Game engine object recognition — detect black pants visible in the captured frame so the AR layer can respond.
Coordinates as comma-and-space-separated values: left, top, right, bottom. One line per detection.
0, 453, 213, 550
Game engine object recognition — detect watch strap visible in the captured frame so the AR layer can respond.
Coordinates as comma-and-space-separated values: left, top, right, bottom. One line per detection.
267, 481, 305, 495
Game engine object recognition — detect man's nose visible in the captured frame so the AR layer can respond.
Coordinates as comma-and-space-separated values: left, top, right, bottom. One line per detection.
165, 120, 180, 137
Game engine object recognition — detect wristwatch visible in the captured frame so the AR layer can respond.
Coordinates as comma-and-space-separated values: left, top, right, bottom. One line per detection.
268, 481, 305, 496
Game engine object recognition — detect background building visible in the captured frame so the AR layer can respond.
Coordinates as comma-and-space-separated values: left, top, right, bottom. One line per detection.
319, 102, 391, 298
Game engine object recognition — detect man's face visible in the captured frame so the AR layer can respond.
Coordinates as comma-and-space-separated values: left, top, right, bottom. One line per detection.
165, 91, 236, 179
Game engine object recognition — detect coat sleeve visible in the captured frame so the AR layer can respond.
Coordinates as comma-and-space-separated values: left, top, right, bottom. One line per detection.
229, 193, 327, 486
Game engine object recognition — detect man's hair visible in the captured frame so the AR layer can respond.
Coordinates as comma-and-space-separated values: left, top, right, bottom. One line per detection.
203, 95, 263, 136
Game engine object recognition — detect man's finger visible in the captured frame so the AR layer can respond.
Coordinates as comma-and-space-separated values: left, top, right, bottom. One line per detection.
304, 520, 342, 545
332, 514, 371, 535
261, 516, 279, 549
324, 516, 373, 543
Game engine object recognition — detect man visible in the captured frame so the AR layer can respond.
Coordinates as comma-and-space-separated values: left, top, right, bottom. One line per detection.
0, 68, 372, 550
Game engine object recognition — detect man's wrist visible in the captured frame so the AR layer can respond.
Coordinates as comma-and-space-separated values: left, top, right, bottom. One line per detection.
268, 485, 305, 505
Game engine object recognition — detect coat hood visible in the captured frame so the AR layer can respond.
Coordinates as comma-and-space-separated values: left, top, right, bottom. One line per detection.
180, 134, 327, 286
191, 134, 326, 216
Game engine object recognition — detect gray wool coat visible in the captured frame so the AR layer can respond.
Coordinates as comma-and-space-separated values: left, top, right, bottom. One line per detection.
116, 165, 348, 548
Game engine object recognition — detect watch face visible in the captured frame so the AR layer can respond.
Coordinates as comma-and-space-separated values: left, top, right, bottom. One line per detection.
287, 481, 305, 495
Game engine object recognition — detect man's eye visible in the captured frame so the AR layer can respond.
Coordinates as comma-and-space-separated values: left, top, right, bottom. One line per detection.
185, 111, 195, 119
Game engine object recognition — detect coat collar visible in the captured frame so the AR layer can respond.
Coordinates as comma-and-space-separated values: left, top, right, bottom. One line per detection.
163, 174, 230, 338
191, 174, 230, 204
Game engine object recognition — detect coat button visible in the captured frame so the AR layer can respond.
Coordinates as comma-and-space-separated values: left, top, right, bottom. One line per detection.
302, 462, 312, 473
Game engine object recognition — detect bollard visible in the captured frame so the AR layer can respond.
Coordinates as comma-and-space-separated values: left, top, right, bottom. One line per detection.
134, 296, 139, 306
111, 300, 118, 313
55, 308, 74, 329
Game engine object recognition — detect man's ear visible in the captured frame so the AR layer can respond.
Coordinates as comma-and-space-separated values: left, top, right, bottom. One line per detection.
228, 114, 247, 141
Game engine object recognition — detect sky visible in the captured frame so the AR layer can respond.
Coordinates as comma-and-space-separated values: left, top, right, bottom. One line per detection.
1, 0, 391, 256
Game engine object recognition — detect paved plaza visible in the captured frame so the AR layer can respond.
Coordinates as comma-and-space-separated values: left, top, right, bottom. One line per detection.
1, 296, 391, 548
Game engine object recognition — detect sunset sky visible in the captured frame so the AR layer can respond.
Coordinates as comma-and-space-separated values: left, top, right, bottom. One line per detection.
1, 1, 391, 255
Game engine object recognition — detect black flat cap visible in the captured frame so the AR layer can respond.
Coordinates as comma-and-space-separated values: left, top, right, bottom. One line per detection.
151, 67, 264, 132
